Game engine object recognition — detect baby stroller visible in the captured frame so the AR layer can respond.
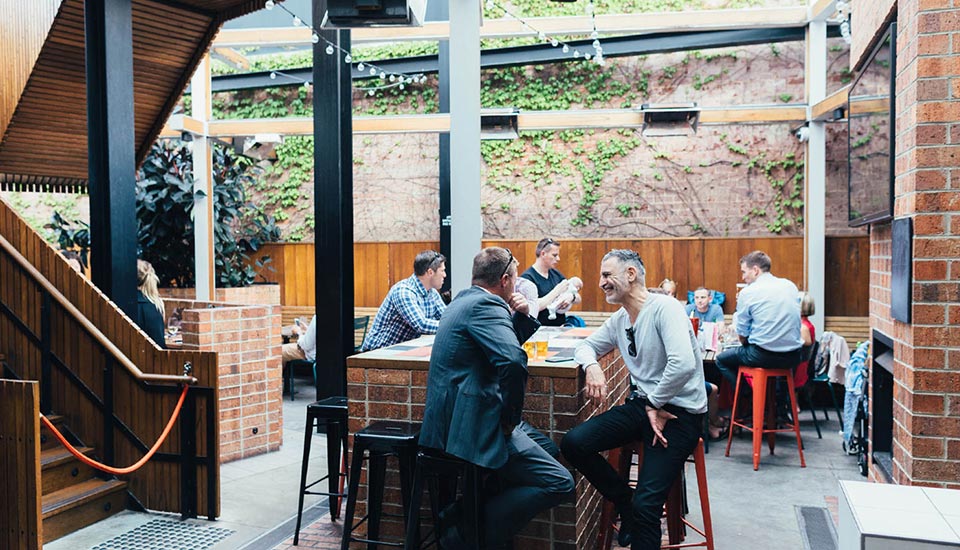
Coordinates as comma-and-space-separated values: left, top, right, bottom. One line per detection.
842, 342, 870, 476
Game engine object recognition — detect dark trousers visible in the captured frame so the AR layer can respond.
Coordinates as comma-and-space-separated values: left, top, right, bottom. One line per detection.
714, 343, 803, 387
560, 398, 704, 550
485, 424, 574, 547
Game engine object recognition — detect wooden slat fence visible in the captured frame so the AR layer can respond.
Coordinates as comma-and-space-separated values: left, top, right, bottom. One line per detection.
0, 379, 42, 550
258, 236, 869, 316
0, 196, 220, 517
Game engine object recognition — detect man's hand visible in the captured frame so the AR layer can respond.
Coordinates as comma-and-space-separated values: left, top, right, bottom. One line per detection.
507, 292, 530, 316
584, 363, 608, 403
645, 405, 677, 447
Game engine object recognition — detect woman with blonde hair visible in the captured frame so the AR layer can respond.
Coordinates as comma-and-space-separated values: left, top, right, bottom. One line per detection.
137, 259, 166, 349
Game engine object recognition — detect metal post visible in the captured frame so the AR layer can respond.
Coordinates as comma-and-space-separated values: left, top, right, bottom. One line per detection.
313, 0, 353, 399
805, 18, 827, 332
449, 0, 482, 294
102, 358, 115, 469
84, 0, 138, 318
192, 55, 215, 301
40, 292, 52, 414
427, 0, 452, 296
179, 388, 198, 519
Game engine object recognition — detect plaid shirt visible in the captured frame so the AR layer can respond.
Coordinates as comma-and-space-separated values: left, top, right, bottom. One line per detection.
361, 275, 446, 351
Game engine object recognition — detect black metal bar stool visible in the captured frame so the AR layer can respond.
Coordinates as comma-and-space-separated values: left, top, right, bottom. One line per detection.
403, 449, 487, 550
341, 421, 420, 550
295, 396, 349, 545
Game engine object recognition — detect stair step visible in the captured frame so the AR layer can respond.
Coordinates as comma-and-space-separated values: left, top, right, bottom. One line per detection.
40, 414, 66, 450
40, 446, 96, 495
41, 479, 127, 543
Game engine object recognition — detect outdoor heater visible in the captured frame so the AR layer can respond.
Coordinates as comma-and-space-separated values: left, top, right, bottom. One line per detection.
639, 103, 700, 137
321, 0, 427, 27
480, 108, 520, 140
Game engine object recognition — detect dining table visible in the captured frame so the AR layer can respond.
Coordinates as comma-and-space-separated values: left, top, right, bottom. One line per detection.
344, 325, 629, 549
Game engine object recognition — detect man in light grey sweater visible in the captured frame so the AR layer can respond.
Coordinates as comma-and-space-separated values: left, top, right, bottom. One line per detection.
560, 249, 707, 550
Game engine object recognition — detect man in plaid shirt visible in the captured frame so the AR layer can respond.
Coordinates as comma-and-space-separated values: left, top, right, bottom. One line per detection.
360, 250, 447, 351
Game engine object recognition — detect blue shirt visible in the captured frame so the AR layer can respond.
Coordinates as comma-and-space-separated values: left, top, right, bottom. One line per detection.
735, 272, 802, 352
685, 303, 725, 324
361, 275, 446, 351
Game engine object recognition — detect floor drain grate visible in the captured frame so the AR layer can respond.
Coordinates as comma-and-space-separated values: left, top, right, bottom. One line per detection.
91, 518, 234, 550
796, 505, 838, 550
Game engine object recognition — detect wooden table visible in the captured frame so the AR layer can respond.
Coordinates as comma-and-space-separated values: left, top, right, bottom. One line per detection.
345, 326, 627, 549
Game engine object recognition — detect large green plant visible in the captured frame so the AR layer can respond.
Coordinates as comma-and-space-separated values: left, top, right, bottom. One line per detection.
136, 140, 280, 288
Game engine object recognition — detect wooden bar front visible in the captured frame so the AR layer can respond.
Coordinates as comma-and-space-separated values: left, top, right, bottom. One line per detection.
346, 330, 628, 549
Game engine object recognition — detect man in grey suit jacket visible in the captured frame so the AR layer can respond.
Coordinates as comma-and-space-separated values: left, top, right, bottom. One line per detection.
420, 247, 574, 548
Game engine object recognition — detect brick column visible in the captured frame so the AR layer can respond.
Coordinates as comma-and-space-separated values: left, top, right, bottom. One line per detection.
866, 0, 960, 486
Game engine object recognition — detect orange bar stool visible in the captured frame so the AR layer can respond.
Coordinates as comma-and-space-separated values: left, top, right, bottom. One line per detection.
598, 438, 715, 550
724, 366, 806, 471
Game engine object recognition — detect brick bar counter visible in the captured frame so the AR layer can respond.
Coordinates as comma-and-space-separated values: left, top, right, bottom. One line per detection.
345, 329, 628, 549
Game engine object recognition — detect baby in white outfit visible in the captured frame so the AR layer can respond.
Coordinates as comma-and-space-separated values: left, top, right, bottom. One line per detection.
547, 277, 583, 320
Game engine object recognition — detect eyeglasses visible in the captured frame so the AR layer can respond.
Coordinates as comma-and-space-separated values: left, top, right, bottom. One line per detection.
430, 252, 442, 269
625, 326, 637, 357
500, 248, 515, 280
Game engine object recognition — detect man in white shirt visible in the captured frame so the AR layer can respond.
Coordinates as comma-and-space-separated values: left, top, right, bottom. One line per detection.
714, 250, 803, 387
560, 249, 706, 549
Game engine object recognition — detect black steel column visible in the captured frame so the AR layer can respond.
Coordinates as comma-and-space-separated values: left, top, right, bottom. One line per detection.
313, 1, 353, 400
428, 0, 452, 296
85, 0, 137, 318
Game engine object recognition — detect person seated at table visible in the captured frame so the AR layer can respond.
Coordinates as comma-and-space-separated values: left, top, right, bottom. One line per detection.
686, 287, 725, 327
714, 250, 803, 388
521, 237, 582, 327
420, 247, 573, 548
361, 250, 447, 351
136, 260, 166, 349
794, 291, 817, 390
658, 277, 678, 299
282, 314, 317, 369
560, 249, 706, 549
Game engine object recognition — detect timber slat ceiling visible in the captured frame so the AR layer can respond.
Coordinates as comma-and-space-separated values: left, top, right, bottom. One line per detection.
0, 0, 267, 192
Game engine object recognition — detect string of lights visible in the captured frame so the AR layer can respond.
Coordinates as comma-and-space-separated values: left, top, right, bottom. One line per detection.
263, 0, 429, 93
484, 0, 605, 65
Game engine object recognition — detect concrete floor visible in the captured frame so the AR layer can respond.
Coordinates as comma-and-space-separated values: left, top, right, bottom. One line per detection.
45, 382, 861, 550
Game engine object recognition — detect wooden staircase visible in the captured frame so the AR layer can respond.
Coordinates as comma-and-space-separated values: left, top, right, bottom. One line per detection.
38, 415, 128, 543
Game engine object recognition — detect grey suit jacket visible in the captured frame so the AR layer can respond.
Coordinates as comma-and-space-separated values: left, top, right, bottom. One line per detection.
419, 286, 538, 469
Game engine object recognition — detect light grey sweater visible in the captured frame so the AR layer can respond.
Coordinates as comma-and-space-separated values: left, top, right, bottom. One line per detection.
574, 294, 708, 414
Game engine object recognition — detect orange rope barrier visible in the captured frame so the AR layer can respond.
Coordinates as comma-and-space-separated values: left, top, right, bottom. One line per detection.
39, 384, 190, 476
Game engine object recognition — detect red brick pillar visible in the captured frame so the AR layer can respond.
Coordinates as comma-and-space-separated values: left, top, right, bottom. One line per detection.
869, 0, 960, 486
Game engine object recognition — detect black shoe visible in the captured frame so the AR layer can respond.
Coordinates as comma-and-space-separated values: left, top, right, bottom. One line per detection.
439, 523, 468, 550
617, 513, 634, 547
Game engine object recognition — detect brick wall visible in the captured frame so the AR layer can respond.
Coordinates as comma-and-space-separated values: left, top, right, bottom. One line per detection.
345, 352, 630, 548
852, 0, 898, 69
863, 0, 960, 487
161, 284, 280, 306
166, 298, 283, 463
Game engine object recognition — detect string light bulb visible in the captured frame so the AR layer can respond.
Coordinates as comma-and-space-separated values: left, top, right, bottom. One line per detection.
551, 39, 559, 47
325, 44, 334, 55
265, 0, 274, 9
311, 33, 320, 44
562, 44, 569, 53
269, 71, 277, 79
344, 54, 352, 63
357, 62, 365, 71
292, 15, 302, 26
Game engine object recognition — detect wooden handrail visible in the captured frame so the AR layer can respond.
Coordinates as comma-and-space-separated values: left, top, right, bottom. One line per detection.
0, 234, 196, 385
